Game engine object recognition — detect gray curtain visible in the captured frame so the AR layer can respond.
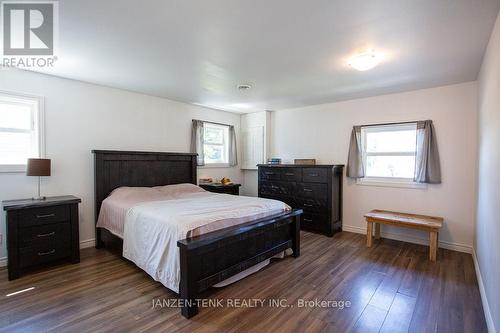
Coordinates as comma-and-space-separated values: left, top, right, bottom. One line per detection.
414, 120, 441, 184
190, 120, 205, 166
228, 125, 238, 167
346, 126, 364, 178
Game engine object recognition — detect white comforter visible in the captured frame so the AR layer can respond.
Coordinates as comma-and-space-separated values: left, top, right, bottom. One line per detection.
122, 191, 289, 293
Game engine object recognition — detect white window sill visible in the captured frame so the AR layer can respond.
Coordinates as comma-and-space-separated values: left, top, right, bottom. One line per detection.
0, 164, 27, 173
199, 163, 232, 168
356, 177, 427, 189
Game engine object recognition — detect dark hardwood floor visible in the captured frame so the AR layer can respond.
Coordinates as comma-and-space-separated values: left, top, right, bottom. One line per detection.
0, 231, 486, 333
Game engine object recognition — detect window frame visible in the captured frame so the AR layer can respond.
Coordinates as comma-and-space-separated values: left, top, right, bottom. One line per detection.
201, 121, 230, 168
0, 91, 45, 173
356, 122, 426, 189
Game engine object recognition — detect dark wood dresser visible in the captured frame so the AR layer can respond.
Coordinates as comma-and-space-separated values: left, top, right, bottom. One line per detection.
199, 183, 241, 195
2, 196, 81, 280
258, 164, 343, 236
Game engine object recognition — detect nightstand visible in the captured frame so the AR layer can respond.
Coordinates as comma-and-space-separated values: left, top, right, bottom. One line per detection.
2, 195, 81, 280
199, 183, 241, 195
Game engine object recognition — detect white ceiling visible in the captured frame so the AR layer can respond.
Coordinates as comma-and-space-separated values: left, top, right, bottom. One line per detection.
32, 0, 500, 113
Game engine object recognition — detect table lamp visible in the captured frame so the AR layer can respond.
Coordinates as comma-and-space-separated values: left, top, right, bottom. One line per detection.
26, 158, 51, 200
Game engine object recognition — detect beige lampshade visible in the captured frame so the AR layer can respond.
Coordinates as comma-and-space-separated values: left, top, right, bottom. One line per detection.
26, 158, 51, 177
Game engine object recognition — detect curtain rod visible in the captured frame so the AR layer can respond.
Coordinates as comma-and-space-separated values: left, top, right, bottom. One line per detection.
357, 120, 423, 128
193, 119, 232, 127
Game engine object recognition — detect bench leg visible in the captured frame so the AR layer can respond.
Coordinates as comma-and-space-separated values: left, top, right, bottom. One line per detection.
366, 221, 373, 247
374, 223, 381, 240
429, 231, 438, 261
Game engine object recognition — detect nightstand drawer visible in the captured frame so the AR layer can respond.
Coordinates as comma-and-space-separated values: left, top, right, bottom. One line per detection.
18, 205, 69, 227
199, 184, 241, 195
19, 243, 71, 268
19, 222, 71, 248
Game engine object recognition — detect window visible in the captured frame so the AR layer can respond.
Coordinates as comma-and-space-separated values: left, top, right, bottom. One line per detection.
360, 123, 419, 186
0, 92, 44, 172
203, 122, 229, 165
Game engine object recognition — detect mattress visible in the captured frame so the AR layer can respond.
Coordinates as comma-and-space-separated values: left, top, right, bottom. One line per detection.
96, 183, 290, 292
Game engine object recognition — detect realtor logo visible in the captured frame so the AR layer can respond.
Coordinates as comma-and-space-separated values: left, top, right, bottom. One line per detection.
1, 1, 58, 68
2, 1, 57, 55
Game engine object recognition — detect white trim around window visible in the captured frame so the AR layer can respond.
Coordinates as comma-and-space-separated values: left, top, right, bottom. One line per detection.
0, 90, 45, 173
356, 177, 427, 189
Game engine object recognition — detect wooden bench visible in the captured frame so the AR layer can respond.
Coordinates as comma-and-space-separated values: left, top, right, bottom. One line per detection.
364, 210, 444, 261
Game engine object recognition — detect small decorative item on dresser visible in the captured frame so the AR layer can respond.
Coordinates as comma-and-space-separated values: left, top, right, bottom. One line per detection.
294, 159, 316, 165
26, 158, 51, 200
220, 176, 232, 185
267, 158, 282, 165
199, 183, 241, 195
2, 195, 81, 280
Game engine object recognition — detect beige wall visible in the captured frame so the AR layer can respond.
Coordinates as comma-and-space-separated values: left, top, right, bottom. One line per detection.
476, 11, 500, 333
251, 82, 478, 252
0, 69, 242, 262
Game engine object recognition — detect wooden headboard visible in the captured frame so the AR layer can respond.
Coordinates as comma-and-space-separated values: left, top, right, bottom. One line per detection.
92, 150, 197, 224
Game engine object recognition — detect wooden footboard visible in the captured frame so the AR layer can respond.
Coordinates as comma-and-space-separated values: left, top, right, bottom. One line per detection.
177, 209, 302, 318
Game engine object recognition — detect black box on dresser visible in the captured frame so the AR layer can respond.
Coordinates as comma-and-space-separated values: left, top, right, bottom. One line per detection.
2, 196, 81, 280
258, 164, 343, 237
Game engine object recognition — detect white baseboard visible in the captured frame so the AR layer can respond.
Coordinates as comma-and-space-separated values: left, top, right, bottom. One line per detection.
342, 224, 473, 253
0, 238, 96, 268
473, 249, 496, 333
79, 238, 96, 249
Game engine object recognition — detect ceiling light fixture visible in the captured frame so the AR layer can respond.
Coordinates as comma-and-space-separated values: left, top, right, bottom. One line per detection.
237, 84, 252, 91
229, 103, 252, 109
349, 51, 380, 71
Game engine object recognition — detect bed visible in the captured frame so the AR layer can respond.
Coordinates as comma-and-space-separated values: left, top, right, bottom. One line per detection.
93, 150, 302, 318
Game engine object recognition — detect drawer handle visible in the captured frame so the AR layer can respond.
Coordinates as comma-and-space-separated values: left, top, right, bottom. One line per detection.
303, 189, 313, 192
271, 185, 279, 189
303, 204, 313, 207
38, 249, 56, 256
304, 218, 313, 222
284, 173, 294, 176
265, 172, 276, 175
309, 173, 319, 177
37, 232, 55, 238
36, 213, 55, 219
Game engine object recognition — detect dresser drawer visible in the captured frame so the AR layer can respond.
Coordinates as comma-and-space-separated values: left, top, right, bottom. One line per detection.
19, 243, 71, 268
302, 213, 329, 232
298, 183, 328, 199
18, 205, 69, 227
19, 222, 71, 248
302, 168, 328, 183
296, 198, 327, 213
280, 168, 302, 182
260, 181, 295, 196
259, 168, 281, 180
